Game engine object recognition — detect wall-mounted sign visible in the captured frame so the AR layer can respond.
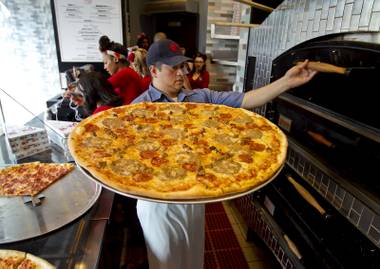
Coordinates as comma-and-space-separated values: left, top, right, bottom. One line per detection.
53, 0, 123, 62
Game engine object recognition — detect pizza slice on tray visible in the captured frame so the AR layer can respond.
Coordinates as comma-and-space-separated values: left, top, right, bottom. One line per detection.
0, 162, 74, 196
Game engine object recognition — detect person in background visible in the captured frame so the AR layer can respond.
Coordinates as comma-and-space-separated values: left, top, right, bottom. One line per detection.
186, 52, 209, 89
153, 31, 167, 42
129, 48, 151, 91
132, 39, 318, 269
136, 32, 150, 50
98, 35, 144, 104
71, 71, 123, 115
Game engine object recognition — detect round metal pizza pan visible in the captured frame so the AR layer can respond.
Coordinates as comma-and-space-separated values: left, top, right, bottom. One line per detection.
0, 166, 102, 244
77, 163, 284, 204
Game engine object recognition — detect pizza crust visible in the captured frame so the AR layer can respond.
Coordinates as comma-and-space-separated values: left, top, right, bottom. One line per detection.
0, 250, 55, 269
24, 253, 56, 269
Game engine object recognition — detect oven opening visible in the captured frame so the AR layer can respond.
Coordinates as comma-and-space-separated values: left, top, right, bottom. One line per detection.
270, 37, 380, 199
271, 39, 380, 131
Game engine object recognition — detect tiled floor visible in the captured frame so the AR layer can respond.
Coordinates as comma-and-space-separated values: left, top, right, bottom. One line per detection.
205, 202, 249, 269
222, 201, 281, 269
101, 195, 281, 269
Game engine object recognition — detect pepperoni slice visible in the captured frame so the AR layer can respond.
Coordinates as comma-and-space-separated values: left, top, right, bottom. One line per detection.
144, 118, 159, 123
148, 132, 162, 139
185, 103, 197, 109
132, 173, 153, 182
236, 170, 256, 181
93, 150, 112, 158
182, 163, 198, 172
84, 124, 99, 132
196, 173, 219, 187
151, 156, 168, 167
219, 113, 232, 119
161, 139, 176, 147
249, 142, 266, 151
140, 150, 158, 159
238, 154, 253, 163
145, 103, 158, 111
229, 123, 246, 131
161, 123, 173, 129
246, 122, 259, 129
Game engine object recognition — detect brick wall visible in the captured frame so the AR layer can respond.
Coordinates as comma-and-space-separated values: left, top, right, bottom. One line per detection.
206, 0, 242, 91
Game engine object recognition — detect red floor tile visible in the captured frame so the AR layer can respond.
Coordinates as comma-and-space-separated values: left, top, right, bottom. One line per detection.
205, 212, 231, 231
205, 202, 249, 269
206, 202, 226, 213
208, 229, 241, 250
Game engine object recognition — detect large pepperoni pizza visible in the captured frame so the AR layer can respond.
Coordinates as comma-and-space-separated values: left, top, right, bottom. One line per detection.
68, 102, 287, 200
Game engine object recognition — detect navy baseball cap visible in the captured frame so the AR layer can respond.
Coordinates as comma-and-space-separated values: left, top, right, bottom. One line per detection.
147, 39, 190, 67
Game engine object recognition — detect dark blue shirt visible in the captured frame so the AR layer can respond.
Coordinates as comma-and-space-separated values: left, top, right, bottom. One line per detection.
132, 84, 244, 107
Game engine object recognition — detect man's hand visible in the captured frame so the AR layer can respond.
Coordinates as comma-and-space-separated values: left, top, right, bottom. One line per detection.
241, 60, 318, 109
283, 60, 318, 89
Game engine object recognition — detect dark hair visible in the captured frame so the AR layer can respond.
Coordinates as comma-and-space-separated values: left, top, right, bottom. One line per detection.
137, 33, 150, 49
77, 71, 123, 114
98, 35, 129, 64
192, 52, 207, 73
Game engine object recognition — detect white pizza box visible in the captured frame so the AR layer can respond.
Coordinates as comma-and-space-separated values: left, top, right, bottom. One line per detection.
10, 136, 50, 151
7, 125, 50, 159
44, 120, 77, 153
14, 143, 51, 160
7, 125, 48, 143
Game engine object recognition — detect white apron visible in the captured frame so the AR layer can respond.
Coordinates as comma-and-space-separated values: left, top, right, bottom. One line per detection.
137, 200, 205, 269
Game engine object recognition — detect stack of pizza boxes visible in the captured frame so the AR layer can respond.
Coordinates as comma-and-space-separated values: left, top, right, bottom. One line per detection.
45, 120, 77, 160
7, 125, 51, 160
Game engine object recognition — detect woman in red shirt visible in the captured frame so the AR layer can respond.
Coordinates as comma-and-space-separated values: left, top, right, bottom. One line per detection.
129, 48, 151, 91
186, 52, 210, 89
98, 36, 144, 104
71, 72, 123, 115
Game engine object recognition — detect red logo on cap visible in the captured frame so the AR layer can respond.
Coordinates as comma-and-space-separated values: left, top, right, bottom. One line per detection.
169, 43, 179, 52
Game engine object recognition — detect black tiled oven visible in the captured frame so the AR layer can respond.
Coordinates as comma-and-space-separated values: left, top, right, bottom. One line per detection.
236, 38, 380, 269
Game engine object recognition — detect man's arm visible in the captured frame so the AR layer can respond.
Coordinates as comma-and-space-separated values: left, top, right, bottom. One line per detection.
241, 60, 317, 109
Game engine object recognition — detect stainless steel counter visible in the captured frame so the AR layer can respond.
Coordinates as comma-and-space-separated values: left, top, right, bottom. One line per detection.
0, 133, 115, 268
0, 189, 114, 268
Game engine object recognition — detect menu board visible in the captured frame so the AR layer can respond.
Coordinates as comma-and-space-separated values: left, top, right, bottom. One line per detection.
53, 0, 123, 62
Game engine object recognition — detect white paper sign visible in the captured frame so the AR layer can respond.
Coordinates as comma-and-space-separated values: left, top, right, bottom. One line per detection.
54, 0, 123, 62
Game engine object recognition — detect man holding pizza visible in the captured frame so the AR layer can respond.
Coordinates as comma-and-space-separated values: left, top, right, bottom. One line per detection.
132, 39, 317, 269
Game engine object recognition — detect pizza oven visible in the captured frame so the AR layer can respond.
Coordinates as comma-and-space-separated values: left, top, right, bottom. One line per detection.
235, 35, 380, 269
269, 37, 380, 200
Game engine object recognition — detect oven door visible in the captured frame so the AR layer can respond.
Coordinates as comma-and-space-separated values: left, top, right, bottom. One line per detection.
255, 166, 380, 269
